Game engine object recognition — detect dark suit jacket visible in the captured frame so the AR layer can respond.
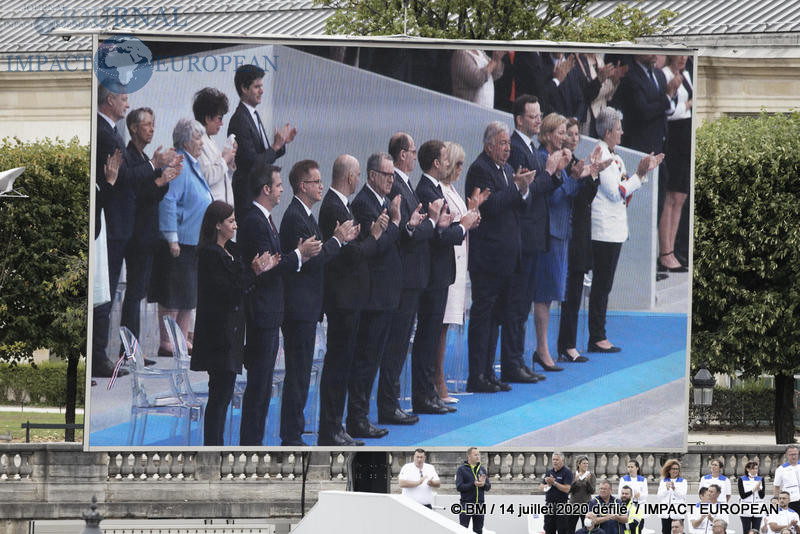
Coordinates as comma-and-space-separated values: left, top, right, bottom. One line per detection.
191, 241, 253, 373
389, 171, 434, 290
96, 114, 130, 241
507, 131, 562, 254
616, 61, 670, 153
414, 175, 465, 290
237, 204, 299, 329
318, 189, 378, 312
350, 185, 402, 310
464, 151, 525, 277
566, 156, 599, 274
278, 196, 341, 322
124, 142, 169, 250
227, 102, 286, 211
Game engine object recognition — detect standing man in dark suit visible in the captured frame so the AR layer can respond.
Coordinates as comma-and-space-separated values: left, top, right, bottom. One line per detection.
346, 152, 402, 439
318, 154, 387, 446
227, 64, 297, 216
93, 83, 130, 377
236, 162, 321, 446
464, 122, 535, 393
278, 159, 358, 446
119, 107, 182, 352
378, 132, 437, 423
504, 95, 570, 383
412, 140, 480, 411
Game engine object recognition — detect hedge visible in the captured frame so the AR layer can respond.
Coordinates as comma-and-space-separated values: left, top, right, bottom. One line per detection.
0, 361, 85, 407
689, 383, 774, 429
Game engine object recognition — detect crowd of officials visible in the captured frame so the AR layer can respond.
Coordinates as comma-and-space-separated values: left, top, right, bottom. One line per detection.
92, 49, 690, 446
409, 446, 799, 534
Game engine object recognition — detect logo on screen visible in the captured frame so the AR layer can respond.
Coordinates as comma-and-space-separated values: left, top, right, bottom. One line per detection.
94, 35, 153, 93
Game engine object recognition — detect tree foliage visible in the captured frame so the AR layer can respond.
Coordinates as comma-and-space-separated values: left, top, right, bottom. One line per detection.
315, 0, 676, 42
0, 137, 89, 364
692, 112, 800, 442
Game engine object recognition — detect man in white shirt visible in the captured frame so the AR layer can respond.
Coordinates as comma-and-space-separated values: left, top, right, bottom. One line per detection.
768, 492, 800, 534
775, 446, 800, 515
399, 448, 440, 508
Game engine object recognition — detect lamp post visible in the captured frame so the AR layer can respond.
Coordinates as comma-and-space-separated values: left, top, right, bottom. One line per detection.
692, 363, 717, 426
81, 495, 103, 534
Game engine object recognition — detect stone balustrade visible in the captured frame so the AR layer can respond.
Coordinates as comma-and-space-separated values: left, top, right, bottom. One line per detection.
0, 444, 791, 534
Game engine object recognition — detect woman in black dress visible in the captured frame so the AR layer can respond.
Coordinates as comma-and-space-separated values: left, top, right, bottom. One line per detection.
192, 201, 276, 445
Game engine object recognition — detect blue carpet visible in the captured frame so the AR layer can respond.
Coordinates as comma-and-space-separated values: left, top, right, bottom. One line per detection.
89, 311, 687, 447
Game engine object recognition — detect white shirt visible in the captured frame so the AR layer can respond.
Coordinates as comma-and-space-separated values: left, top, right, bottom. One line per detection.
399, 462, 439, 506
657, 477, 688, 518
242, 100, 269, 149
590, 140, 642, 243
198, 132, 235, 207
740, 475, 764, 516
330, 187, 350, 211
423, 173, 465, 237
767, 507, 800, 534
689, 502, 729, 534
618, 474, 648, 503
775, 462, 800, 502
514, 128, 536, 153
699, 474, 731, 503
251, 200, 302, 271
663, 67, 693, 121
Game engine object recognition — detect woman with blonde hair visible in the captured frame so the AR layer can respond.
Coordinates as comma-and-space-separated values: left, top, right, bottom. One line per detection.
433, 141, 486, 403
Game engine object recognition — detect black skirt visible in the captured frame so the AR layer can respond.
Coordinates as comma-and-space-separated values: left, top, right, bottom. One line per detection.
665, 118, 691, 194
148, 240, 198, 309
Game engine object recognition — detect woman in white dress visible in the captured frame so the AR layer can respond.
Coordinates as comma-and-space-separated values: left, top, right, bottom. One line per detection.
193, 87, 237, 207
434, 142, 473, 403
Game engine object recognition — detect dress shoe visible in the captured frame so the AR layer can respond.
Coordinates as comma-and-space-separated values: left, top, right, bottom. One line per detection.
157, 347, 173, 357
557, 351, 589, 363
413, 399, 450, 415
144, 357, 157, 366
441, 396, 459, 404
378, 408, 419, 425
532, 352, 564, 372
501, 366, 539, 383
674, 251, 689, 267
486, 374, 512, 391
587, 342, 622, 353
431, 397, 457, 413
466, 376, 500, 393
317, 430, 364, 447
522, 364, 546, 381
658, 252, 688, 273
656, 272, 669, 281
347, 420, 389, 439
92, 358, 129, 378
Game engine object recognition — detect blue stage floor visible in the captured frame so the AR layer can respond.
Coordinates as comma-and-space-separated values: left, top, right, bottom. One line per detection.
89, 310, 687, 448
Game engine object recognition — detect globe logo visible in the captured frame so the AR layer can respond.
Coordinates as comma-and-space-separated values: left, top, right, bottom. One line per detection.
94, 35, 153, 94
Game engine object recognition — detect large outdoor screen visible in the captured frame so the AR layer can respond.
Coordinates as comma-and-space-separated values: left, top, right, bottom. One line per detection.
85, 34, 695, 450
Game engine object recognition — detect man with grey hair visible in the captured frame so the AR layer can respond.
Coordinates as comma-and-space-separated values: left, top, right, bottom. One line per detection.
464, 121, 535, 393
774, 445, 800, 515
346, 152, 403, 439
542, 452, 574, 534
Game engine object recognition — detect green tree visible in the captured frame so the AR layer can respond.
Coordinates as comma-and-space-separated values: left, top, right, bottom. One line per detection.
692, 112, 800, 444
315, 0, 675, 42
0, 137, 89, 441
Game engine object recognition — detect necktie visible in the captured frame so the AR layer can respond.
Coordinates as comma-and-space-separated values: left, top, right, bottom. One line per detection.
436, 183, 443, 198
530, 141, 536, 154
309, 212, 321, 239
268, 214, 278, 235
253, 110, 269, 150
647, 68, 659, 90
113, 125, 119, 137
500, 166, 508, 186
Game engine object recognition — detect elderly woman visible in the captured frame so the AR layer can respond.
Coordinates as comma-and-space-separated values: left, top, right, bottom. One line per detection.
658, 55, 692, 273
193, 201, 275, 445
588, 107, 663, 353
150, 118, 214, 356
531, 113, 582, 373
657, 459, 688, 534
193, 87, 237, 207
